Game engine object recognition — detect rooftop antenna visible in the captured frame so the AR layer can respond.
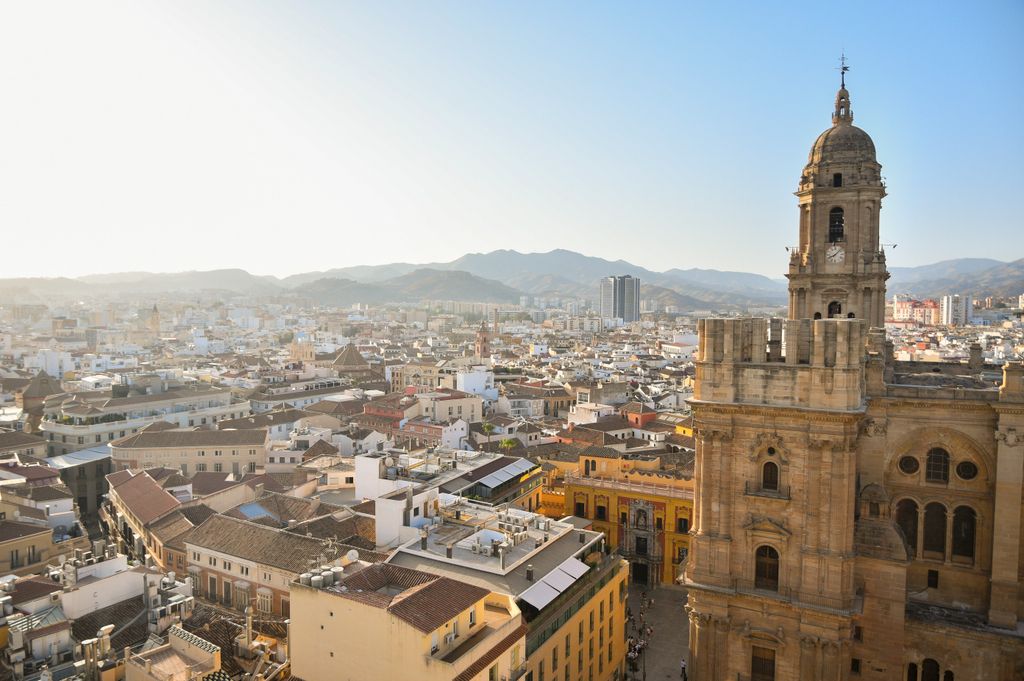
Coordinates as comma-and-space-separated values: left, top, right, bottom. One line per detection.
837, 52, 849, 88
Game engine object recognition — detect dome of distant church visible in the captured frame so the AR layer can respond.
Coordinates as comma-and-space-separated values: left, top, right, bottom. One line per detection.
806, 86, 876, 166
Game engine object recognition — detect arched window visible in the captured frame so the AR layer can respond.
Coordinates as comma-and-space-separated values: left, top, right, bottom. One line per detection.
923, 503, 947, 555
906, 663, 918, 681
761, 461, 779, 492
828, 301, 842, 318
952, 506, 976, 560
896, 499, 918, 556
813, 312, 822, 320
926, 448, 950, 483
943, 672, 954, 681
921, 659, 940, 681
754, 545, 780, 591
828, 207, 845, 243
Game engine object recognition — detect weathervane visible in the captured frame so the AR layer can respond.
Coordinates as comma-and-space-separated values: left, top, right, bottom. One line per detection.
837, 52, 849, 88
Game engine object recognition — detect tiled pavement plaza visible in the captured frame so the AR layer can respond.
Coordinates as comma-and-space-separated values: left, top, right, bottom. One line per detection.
625, 584, 690, 681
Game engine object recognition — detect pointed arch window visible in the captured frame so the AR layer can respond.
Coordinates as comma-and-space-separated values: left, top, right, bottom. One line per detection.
828, 207, 845, 243
921, 659, 940, 681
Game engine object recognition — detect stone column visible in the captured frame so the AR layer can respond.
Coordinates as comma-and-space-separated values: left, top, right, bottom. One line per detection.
717, 434, 732, 537
689, 611, 712, 680
711, 617, 730, 680
989, 425, 1024, 628
944, 507, 954, 563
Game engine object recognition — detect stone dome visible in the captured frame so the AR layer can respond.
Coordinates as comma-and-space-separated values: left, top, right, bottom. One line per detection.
806, 85, 877, 166
808, 123, 876, 165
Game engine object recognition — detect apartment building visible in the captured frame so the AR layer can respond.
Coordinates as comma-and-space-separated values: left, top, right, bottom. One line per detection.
184, 514, 345, 617
40, 385, 250, 456
110, 429, 268, 475
290, 562, 526, 681
388, 499, 629, 681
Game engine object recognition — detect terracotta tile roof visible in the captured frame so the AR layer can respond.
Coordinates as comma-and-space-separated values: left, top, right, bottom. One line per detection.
71, 596, 149, 649
189, 472, 246, 496
303, 439, 339, 459
184, 515, 334, 573
113, 430, 267, 449
8, 576, 62, 606
0, 520, 52, 542
217, 408, 310, 430
7, 484, 73, 501
0, 431, 46, 452
0, 462, 60, 482
111, 471, 181, 525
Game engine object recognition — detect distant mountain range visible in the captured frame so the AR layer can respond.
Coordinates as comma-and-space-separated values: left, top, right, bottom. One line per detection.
0, 250, 1020, 309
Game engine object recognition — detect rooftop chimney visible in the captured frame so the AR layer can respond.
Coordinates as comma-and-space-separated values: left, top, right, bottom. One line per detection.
526, 564, 534, 582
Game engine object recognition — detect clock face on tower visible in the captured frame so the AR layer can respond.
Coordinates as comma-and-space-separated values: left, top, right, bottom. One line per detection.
826, 244, 845, 264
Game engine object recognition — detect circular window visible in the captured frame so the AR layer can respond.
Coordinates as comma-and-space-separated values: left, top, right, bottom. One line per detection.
956, 461, 978, 480
766, 447, 776, 456
898, 456, 919, 474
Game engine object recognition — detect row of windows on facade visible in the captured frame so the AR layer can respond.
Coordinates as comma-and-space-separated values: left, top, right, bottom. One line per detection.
46, 412, 243, 443
753, 472, 979, 562
530, 597, 618, 681
192, 552, 275, 583
187, 462, 257, 473
755, 447, 976, 494
897, 448, 977, 483
199, 574, 277, 614
8, 546, 41, 569
753, 537, 964, 601
577, 502, 690, 534
195, 449, 258, 457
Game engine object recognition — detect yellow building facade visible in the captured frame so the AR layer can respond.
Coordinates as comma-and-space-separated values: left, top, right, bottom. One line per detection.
565, 467, 693, 587
522, 550, 629, 681
290, 563, 527, 681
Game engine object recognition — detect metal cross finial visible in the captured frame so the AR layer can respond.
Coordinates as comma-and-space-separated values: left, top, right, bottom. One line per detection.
837, 52, 849, 88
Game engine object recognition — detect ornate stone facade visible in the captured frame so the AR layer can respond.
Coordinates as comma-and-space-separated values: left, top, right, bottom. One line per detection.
683, 81, 1024, 681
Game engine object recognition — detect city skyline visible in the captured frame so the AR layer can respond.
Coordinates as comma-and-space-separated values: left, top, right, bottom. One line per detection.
1, 2, 1022, 279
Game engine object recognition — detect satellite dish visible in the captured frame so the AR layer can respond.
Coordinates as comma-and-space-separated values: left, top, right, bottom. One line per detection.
384, 457, 395, 467
346, 549, 359, 563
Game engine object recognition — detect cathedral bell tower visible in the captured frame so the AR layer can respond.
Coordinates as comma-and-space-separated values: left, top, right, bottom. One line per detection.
787, 69, 889, 326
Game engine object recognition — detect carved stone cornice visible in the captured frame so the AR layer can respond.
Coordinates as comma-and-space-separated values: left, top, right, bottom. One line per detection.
695, 403, 863, 422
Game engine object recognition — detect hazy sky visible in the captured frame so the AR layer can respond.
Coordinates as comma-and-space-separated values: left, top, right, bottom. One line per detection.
1, 2, 1021, 279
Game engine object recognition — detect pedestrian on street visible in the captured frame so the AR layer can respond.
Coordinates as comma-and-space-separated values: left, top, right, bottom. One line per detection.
680, 659, 688, 680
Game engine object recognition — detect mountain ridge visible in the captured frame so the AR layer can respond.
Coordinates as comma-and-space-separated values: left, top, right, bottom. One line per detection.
0, 251, 1019, 308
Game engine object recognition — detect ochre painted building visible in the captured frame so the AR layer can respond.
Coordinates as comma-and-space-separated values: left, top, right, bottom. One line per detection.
565, 466, 692, 587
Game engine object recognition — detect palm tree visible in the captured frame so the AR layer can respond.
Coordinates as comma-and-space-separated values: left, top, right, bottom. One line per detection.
481, 422, 495, 451
498, 438, 518, 455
